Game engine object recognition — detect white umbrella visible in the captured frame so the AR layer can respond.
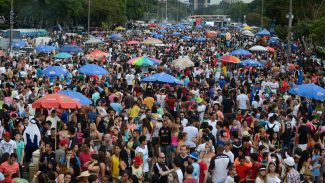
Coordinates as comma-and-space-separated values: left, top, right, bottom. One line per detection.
172, 57, 194, 69
249, 45, 268, 52
242, 30, 254, 37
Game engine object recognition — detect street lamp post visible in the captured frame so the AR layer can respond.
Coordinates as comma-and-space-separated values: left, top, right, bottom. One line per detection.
9, 0, 14, 52
165, 0, 168, 22
287, 0, 293, 61
87, 0, 90, 36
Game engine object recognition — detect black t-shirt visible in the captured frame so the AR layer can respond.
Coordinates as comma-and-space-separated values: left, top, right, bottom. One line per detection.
298, 124, 310, 144
159, 127, 171, 145
222, 98, 234, 113
176, 154, 188, 174
39, 151, 55, 173
153, 162, 169, 183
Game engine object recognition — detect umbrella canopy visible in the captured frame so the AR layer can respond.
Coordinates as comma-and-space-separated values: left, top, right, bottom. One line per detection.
59, 44, 83, 53
127, 40, 140, 45
172, 57, 194, 69
194, 36, 206, 42
115, 26, 126, 31
206, 31, 217, 38
182, 36, 192, 41
36, 45, 55, 53
142, 72, 183, 85
256, 29, 271, 37
42, 66, 69, 78
85, 49, 108, 60
78, 64, 108, 75
288, 84, 325, 101
59, 90, 92, 106
284, 43, 298, 50
172, 32, 182, 37
141, 38, 163, 45
53, 52, 73, 59
230, 49, 252, 56
127, 56, 161, 66
249, 45, 268, 52
267, 38, 280, 45
220, 27, 229, 31
108, 34, 126, 41
32, 94, 81, 109
12, 41, 27, 48
243, 26, 253, 30
153, 34, 164, 39
85, 38, 103, 44
242, 30, 254, 37
148, 23, 157, 27
218, 55, 240, 63
195, 25, 203, 29
158, 29, 167, 33
265, 46, 275, 52
239, 59, 264, 67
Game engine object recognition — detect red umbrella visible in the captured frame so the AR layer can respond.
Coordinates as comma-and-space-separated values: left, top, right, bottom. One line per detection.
148, 23, 157, 27
127, 40, 140, 45
85, 49, 108, 60
32, 94, 81, 109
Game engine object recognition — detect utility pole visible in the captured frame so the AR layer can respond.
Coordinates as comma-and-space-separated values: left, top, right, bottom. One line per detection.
287, 0, 293, 61
261, 0, 263, 28
9, 0, 14, 52
87, 0, 90, 36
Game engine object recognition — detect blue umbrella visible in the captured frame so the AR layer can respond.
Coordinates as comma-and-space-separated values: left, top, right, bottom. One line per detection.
59, 44, 83, 53
219, 32, 226, 37
36, 45, 55, 53
220, 27, 229, 31
268, 38, 280, 45
195, 25, 203, 29
142, 72, 184, 85
182, 36, 192, 41
78, 64, 108, 75
153, 34, 164, 39
288, 84, 325, 100
256, 29, 271, 36
194, 36, 206, 42
158, 29, 167, 33
12, 41, 27, 48
172, 32, 182, 37
230, 49, 252, 56
239, 59, 263, 67
108, 34, 125, 41
284, 43, 298, 50
59, 90, 92, 105
53, 52, 73, 59
42, 66, 69, 78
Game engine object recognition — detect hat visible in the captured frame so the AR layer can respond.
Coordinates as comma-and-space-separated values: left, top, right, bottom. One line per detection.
3, 132, 10, 137
133, 156, 143, 165
242, 131, 250, 137
258, 165, 266, 171
77, 171, 91, 179
188, 152, 199, 160
284, 157, 295, 167
59, 139, 69, 146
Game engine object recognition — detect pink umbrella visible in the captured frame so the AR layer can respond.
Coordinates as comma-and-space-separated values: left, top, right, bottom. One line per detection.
127, 40, 140, 45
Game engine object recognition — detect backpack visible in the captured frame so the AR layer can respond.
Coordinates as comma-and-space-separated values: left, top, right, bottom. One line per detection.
266, 124, 276, 136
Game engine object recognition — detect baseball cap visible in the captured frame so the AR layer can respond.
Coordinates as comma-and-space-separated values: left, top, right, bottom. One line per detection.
3, 132, 10, 138
133, 156, 143, 165
188, 152, 198, 160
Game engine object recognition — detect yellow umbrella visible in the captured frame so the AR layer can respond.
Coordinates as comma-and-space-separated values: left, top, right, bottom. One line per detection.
243, 26, 253, 31
141, 38, 163, 45
115, 26, 126, 31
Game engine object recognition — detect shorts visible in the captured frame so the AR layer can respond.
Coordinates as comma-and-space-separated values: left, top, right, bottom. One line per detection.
171, 144, 177, 152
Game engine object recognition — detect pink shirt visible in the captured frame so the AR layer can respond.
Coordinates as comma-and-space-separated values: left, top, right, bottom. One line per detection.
0, 161, 19, 183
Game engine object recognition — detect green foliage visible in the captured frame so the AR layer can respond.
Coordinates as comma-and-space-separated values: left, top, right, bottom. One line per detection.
310, 17, 325, 46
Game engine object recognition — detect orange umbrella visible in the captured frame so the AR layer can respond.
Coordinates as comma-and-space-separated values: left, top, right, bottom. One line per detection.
85, 49, 108, 60
218, 55, 240, 63
266, 46, 275, 52
32, 94, 81, 109
206, 31, 217, 38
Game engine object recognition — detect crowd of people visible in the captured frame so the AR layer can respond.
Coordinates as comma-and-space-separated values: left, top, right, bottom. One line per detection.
0, 23, 324, 183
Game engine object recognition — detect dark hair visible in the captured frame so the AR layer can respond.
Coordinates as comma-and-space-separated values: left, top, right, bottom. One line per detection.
88, 174, 98, 182
139, 135, 146, 143
10, 153, 17, 159
185, 164, 194, 174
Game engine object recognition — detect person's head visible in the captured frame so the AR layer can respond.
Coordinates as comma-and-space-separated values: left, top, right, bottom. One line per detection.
179, 145, 187, 156
267, 161, 277, 173
122, 171, 131, 183
216, 145, 224, 155
45, 142, 53, 152
185, 164, 194, 176
51, 110, 56, 117
3, 132, 11, 142
139, 135, 147, 146
88, 174, 98, 183
224, 141, 232, 151
158, 152, 166, 164
258, 165, 266, 178
89, 122, 96, 131
168, 171, 179, 183
238, 155, 246, 166
14, 133, 21, 141
114, 145, 121, 155
64, 173, 72, 183
188, 152, 198, 163
228, 165, 236, 176
8, 153, 17, 165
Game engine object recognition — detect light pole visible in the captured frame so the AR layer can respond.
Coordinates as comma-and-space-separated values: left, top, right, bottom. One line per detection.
9, 0, 14, 52
261, 0, 263, 28
287, 0, 293, 60
87, 0, 90, 36
165, 0, 168, 22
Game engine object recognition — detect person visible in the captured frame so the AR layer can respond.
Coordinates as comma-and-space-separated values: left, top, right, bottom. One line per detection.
311, 143, 321, 183
297, 117, 310, 151
225, 165, 237, 183
284, 156, 300, 183
23, 116, 41, 163
187, 152, 200, 182
153, 152, 175, 183
167, 171, 180, 183
266, 161, 281, 183
0, 153, 19, 183
183, 165, 196, 183
255, 166, 266, 183
236, 89, 249, 114
235, 155, 252, 182
159, 118, 172, 167
183, 119, 198, 153
135, 135, 149, 178
0, 132, 16, 154
172, 157, 184, 183
132, 155, 144, 183
209, 145, 232, 183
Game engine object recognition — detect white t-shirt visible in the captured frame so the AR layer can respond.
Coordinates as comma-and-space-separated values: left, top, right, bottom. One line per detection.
46, 115, 61, 129
223, 150, 234, 163
266, 123, 280, 133
0, 140, 17, 154
236, 94, 249, 110
183, 126, 198, 148
208, 120, 218, 138
197, 143, 215, 153
181, 118, 189, 128
135, 145, 149, 173
175, 168, 183, 183
125, 74, 134, 86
